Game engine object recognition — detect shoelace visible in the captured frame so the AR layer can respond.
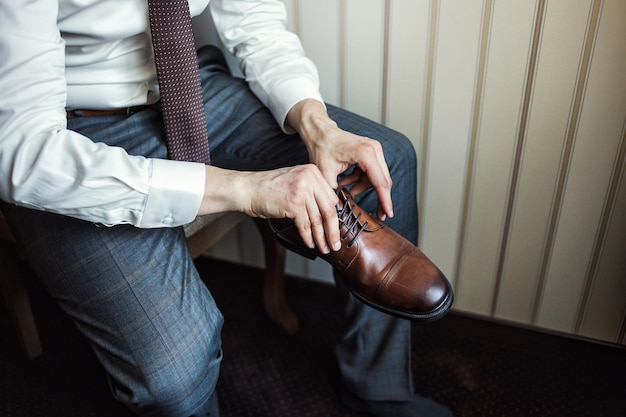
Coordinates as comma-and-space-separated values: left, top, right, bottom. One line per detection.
337, 196, 369, 248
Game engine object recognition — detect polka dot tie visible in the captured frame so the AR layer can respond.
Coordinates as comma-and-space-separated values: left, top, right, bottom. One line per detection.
148, 0, 211, 164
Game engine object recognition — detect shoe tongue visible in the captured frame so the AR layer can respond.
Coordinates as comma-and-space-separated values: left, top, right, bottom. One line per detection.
335, 187, 386, 231
336, 188, 354, 216
337, 187, 351, 202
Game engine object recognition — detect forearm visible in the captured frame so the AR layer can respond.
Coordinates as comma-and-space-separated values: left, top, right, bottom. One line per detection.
209, 0, 324, 132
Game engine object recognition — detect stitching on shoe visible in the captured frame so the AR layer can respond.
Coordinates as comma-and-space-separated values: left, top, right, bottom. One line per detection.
375, 248, 413, 300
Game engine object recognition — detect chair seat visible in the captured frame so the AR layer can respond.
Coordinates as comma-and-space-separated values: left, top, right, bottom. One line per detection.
0, 213, 42, 360
185, 214, 298, 335
184, 212, 246, 258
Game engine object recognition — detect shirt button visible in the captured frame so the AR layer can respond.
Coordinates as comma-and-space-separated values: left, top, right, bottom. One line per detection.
162, 213, 174, 225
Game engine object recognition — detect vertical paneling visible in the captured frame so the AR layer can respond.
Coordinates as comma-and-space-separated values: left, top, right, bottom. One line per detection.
579, 124, 626, 342
279, 0, 297, 32
496, 0, 594, 324
455, 0, 537, 315
192, 0, 626, 343
298, 0, 341, 105
343, 0, 385, 122
537, 0, 626, 333
419, 0, 484, 280
286, 0, 339, 283
385, 0, 431, 156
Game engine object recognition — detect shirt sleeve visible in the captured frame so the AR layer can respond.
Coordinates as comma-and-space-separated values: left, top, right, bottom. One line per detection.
209, 0, 325, 133
0, 0, 205, 228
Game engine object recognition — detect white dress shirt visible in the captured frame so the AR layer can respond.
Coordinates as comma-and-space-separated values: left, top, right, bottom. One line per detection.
0, 0, 323, 228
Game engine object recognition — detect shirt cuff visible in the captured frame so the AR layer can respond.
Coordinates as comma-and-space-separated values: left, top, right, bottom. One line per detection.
268, 78, 326, 134
139, 158, 206, 228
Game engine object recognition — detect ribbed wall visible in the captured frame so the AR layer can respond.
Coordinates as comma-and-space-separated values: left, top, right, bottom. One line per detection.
193, 0, 626, 345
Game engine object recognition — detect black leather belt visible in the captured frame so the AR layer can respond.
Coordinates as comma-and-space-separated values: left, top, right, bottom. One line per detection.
66, 106, 149, 118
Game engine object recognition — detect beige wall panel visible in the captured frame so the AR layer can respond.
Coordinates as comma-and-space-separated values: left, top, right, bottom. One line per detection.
386, 0, 431, 150
579, 156, 626, 342
195, 0, 625, 343
537, 0, 626, 333
279, 0, 297, 32
455, 1, 536, 314
298, 0, 342, 105
496, 0, 593, 323
420, 0, 484, 280
343, 0, 385, 122
301, 257, 334, 283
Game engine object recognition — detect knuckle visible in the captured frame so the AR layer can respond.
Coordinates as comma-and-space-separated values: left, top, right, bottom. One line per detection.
366, 140, 383, 155
295, 217, 311, 231
309, 215, 324, 229
320, 201, 337, 218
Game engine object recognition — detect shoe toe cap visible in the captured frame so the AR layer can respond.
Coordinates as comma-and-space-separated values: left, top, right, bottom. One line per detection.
380, 250, 453, 316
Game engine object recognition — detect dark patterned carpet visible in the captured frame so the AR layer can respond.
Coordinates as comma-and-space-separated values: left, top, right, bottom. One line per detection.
1, 257, 625, 417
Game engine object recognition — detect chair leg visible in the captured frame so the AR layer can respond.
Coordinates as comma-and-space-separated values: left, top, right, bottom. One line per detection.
252, 218, 298, 335
0, 240, 42, 360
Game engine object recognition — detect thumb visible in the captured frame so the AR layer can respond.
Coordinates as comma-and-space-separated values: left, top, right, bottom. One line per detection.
317, 162, 339, 190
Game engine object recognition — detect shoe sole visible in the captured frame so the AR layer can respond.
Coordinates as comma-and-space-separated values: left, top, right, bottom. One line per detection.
347, 280, 454, 322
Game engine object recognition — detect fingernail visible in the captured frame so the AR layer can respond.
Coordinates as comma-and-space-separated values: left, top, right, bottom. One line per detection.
333, 241, 341, 251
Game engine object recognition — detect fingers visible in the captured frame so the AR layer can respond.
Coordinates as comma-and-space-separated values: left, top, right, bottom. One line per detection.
286, 165, 340, 254
335, 142, 394, 221
372, 143, 394, 219
363, 142, 394, 219
339, 173, 393, 221
297, 192, 339, 254
314, 178, 341, 253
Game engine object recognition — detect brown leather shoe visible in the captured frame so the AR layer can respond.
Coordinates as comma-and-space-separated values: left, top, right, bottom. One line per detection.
268, 187, 453, 321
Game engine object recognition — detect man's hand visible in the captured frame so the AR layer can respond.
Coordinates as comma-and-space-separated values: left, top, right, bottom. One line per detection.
198, 99, 393, 256
199, 164, 341, 254
286, 99, 394, 221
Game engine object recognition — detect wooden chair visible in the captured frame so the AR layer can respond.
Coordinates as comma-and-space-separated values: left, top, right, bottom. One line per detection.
1, 211, 298, 360
0, 214, 42, 360
185, 213, 298, 335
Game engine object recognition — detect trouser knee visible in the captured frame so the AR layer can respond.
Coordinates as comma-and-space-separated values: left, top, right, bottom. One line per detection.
111, 318, 224, 417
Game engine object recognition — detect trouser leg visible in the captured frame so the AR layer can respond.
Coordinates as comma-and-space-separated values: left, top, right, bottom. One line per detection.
329, 108, 418, 402
1, 204, 223, 417
2, 104, 224, 416
195, 45, 418, 402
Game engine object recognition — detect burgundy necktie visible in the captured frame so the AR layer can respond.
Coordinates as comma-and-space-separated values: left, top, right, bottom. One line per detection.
148, 0, 211, 164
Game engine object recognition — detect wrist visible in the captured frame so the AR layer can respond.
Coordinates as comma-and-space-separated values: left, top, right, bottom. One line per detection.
198, 166, 252, 216
286, 99, 337, 144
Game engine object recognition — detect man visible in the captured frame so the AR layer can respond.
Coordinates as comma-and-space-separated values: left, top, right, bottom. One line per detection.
0, 0, 453, 416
